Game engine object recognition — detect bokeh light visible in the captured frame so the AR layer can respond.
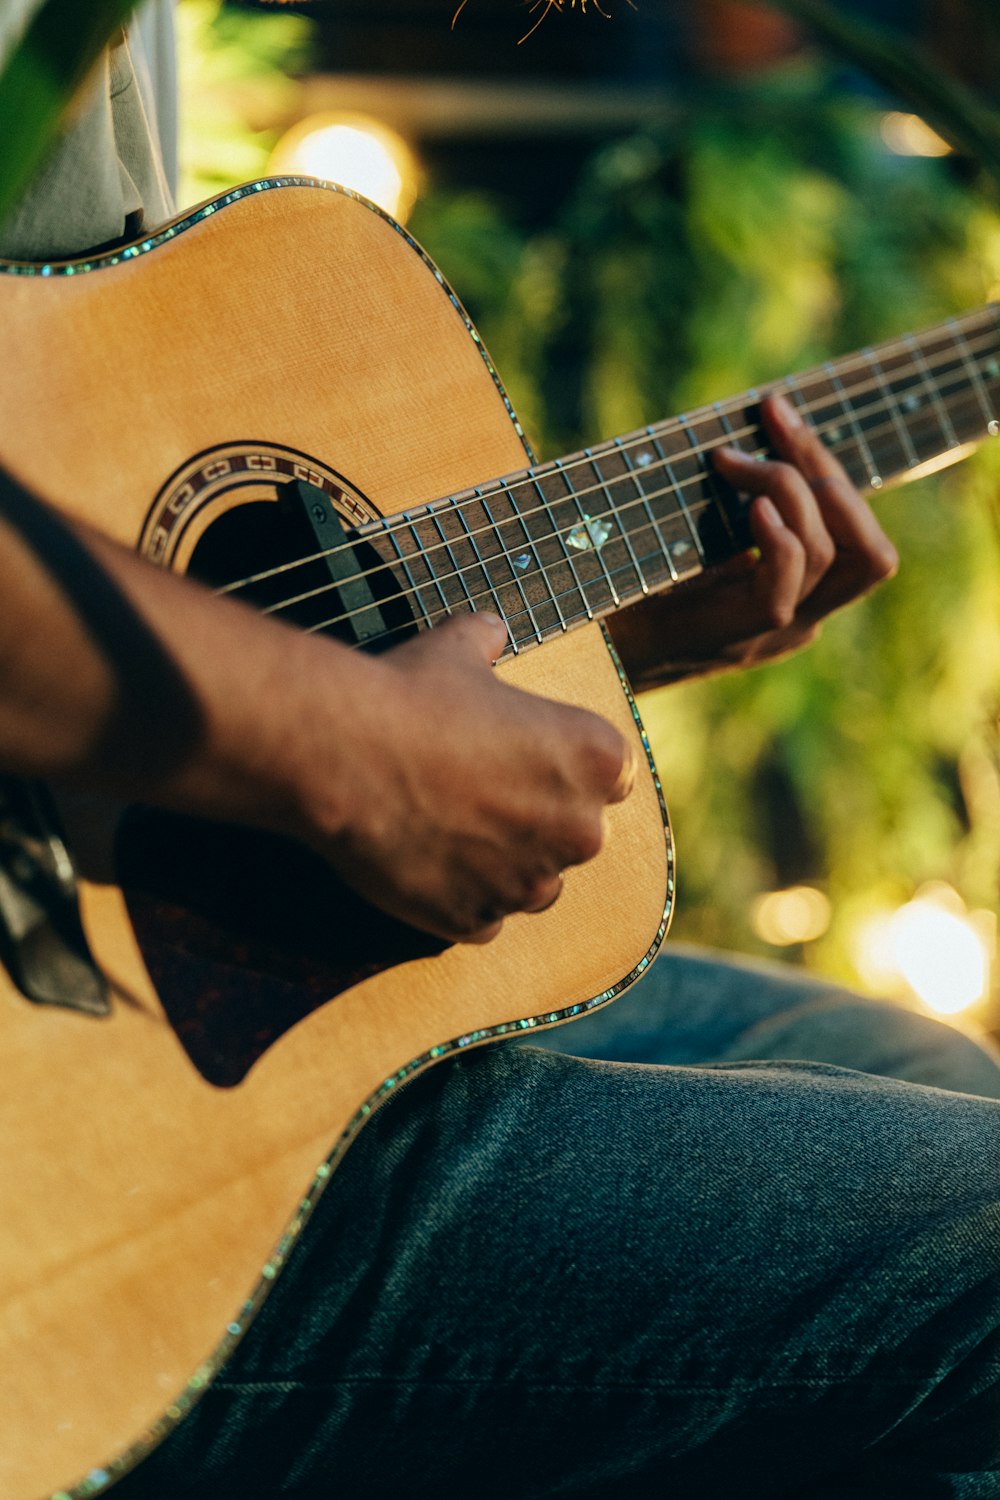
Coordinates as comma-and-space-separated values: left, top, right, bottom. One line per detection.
751, 885, 832, 946
269, 113, 421, 222
854, 885, 993, 1015
880, 111, 953, 158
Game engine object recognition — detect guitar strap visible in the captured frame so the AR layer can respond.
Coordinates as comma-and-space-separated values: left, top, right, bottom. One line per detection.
0, 776, 109, 1014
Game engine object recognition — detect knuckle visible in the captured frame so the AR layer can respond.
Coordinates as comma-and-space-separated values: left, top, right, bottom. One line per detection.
572, 816, 605, 865
765, 597, 797, 631
466, 919, 503, 946
520, 872, 554, 908
593, 724, 629, 787
811, 534, 837, 573
873, 540, 900, 580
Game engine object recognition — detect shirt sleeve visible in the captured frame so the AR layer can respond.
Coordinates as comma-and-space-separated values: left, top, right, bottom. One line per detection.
0, 1, 176, 262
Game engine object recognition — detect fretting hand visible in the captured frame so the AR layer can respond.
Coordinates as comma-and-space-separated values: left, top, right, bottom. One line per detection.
608, 393, 898, 687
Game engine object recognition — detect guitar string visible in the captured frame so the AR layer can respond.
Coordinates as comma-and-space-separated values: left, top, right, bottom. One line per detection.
216, 319, 999, 603
319, 545, 719, 651
217, 318, 1000, 604
243, 360, 996, 639
214, 314, 1000, 603
299, 372, 994, 649
262, 369, 994, 641
266, 364, 988, 628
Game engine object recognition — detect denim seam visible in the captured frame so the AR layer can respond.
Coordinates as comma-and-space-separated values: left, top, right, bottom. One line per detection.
212, 1375, 945, 1395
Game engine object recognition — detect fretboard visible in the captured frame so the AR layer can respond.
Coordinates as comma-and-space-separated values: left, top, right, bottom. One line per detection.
358, 305, 1000, 655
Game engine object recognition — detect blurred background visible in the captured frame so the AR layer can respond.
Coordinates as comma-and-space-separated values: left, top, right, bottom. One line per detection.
177, 0, 1000, 1030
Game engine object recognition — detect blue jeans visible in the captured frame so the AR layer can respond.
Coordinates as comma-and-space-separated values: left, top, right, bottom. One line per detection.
115, 946, 1000, 1497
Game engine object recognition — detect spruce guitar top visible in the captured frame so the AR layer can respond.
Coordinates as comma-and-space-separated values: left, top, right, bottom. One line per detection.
0, 178, 996, 1498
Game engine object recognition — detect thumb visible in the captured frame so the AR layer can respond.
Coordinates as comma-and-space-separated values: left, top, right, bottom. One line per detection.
439, 610, 510, 666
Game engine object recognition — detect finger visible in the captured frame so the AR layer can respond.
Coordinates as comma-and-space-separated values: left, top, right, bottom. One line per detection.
439, 609, 511, 666
608, 740, 637, 804
714, 444, 835, 590
763, 393, 899, 584
746, 495, 808, 629
523, 872, 565, 915
463, 916, 504, 946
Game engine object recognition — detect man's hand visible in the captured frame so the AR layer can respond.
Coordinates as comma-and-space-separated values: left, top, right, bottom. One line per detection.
608, 393, 899, 688
0, 484, 632, 951
296, 613, 635, 945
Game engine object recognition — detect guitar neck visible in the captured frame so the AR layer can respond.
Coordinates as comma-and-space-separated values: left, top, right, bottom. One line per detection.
358, 305, 1000, 656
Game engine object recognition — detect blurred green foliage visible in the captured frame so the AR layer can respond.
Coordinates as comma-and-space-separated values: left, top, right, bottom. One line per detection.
181, 4, 1000, 1008
177, 0, 311, 203
763, 0, 1000, 186
412, 81, 1000, 1004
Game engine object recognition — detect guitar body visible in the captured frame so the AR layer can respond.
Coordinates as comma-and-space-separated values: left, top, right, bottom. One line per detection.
0, 181, 672, 1497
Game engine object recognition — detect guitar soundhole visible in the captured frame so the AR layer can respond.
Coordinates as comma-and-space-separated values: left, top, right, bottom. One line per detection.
120, 485, 443, 1089
185, 487, 416, 650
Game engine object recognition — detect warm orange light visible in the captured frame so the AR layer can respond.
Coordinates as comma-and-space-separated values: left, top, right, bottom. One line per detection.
854, 883, 993, 1015
880, 112, 953, 158
269, 113, 420, 222
751, 885, 831, 946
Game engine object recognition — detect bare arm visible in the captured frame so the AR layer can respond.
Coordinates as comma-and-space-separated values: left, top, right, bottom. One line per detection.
0, 470, 632, 943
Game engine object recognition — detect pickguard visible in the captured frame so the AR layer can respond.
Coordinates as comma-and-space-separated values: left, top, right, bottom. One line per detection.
122, 442, 438, 1086
119, 811, 446, 1088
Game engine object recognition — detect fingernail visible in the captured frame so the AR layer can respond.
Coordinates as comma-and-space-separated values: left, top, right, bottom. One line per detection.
715, 444, 744, 461
756, 495, 783, 526
774, 392, 803, 428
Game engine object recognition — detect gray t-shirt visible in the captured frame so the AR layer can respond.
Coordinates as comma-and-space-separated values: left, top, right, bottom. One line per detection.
0, 0, 177, 260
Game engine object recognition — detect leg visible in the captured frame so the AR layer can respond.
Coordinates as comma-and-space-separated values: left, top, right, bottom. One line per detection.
533, 942, 1000, 1098
112, 1035, 1000, 1498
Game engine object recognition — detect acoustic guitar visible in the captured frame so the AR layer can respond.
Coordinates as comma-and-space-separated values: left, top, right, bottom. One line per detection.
0, 178, 997, 1499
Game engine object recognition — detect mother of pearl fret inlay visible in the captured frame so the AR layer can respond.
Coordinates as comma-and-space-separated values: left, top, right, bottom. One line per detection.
567, 516, 614, 552
314, 303, 1000, 658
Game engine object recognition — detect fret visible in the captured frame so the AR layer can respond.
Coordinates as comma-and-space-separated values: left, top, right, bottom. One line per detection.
903, 331, 960, 449
679, 406, 755, 562
583, 435, 690, 597
446, 488, 529, 642
553, 456, 622, 608
714, 399, 745, 447
921, 322, 984, 445
946, 315, 997, 434
824, 362, 882, 489
650, 426, 708, 571
529, 471, 598, 624
614, 433, 680, 583
408, 518, 454, 622
448, 494, 507, 622
785, 370, 856, 465
480, 484, 544, 647
640, 432, 704, 579
429, 508, 477, 614
382, 517, 436, 630
585, 447, 649, 598
678, 413, 727, 557
850, 346, 934, 474
500, 475, 571, 634
530, 458, 616, 618
861, 347, 919, 474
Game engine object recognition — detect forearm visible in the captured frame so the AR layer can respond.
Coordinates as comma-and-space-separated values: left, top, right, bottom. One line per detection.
0, 473, 368, 842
